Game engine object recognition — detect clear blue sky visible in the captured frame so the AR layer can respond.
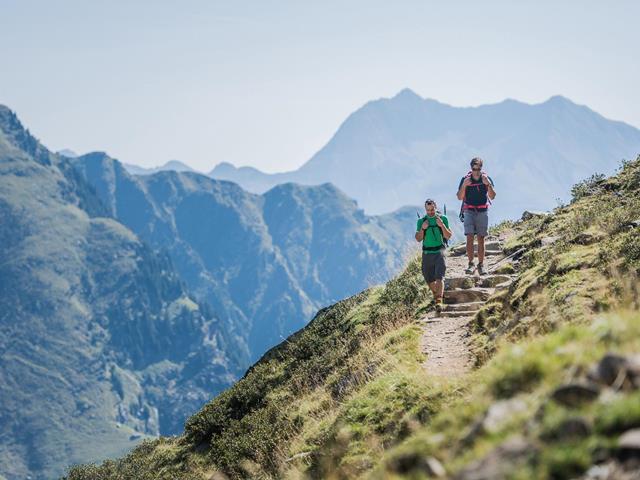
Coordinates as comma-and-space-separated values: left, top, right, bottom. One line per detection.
1, 0, 638, 173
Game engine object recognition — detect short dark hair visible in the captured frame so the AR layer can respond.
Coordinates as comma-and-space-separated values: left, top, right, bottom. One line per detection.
470, 157, 483, 168
424, 198, 436, 206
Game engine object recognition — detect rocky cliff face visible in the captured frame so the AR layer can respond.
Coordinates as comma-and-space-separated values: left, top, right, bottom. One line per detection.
0, 106, 241, 480
72, 152, 419, 362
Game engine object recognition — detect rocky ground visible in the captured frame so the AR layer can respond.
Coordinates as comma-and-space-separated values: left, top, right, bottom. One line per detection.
420, 235, 516, 377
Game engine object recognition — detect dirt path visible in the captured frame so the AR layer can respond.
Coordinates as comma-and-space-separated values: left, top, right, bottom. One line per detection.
419, 235, 515, 377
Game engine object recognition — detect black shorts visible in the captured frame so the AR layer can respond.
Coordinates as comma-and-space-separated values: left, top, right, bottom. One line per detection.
422, 250, 446, 283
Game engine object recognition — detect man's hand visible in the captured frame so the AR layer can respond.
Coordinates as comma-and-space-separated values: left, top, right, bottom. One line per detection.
481, 174, 490, 186
421, 221, 429, 230
435, 216, 444, 228
462, 177, 473, 187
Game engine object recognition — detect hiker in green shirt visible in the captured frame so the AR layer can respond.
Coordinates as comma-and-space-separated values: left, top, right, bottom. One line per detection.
415, 199, 452, 314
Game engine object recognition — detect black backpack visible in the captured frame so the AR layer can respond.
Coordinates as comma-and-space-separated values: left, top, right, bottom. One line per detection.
459, 171, 492, 222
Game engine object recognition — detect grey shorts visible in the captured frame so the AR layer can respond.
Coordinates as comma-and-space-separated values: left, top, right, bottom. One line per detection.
422, 250, 446, 283
463, 210, 489, 236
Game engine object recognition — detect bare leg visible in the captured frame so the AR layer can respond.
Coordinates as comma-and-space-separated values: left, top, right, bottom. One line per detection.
478, 235, 485, 265
434, 279, 444, 303
467, 235, 474, 263
427, 281, 437, 300
466, 234, 475, 264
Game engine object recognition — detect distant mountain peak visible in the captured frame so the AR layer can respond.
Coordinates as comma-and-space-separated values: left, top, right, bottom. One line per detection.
392, 88, 423, 101
162, 160, 194, 171
543, 94, 576, 107
123, 159, 196, 176
210, 161, 237, 174
0, 105, 51, 165
57, 148, 79, 158
0, 104, 24, 135
0, 104, 13, 117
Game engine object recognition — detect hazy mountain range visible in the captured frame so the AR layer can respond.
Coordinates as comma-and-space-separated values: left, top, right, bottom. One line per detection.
203, 90, 640, 219
122, 160, 197, 176
71, 153, 419, 360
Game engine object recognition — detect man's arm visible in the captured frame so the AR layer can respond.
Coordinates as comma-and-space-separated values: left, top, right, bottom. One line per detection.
485, 176, 496, 200
437, 216, 452, 239
415, 220, 426, 242
457, 177, 469, 200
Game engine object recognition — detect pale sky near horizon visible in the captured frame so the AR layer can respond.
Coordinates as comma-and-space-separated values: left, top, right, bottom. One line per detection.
1, 0, 638, 173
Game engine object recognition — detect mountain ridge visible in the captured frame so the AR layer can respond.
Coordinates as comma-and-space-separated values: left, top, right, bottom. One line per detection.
70, 151, 425, 361
209, 90, 640, 218
0, 106, 242, 479
66, 154, 640, 479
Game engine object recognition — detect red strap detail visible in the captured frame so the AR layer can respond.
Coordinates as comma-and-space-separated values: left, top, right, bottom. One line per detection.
462, 171, 491, 204
463, 204, 488, 210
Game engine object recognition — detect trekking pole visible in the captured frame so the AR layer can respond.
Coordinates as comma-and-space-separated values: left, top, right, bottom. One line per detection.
487, 248, 526, 274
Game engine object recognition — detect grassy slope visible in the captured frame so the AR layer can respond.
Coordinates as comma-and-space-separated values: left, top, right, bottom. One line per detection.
66, 156, 640, 479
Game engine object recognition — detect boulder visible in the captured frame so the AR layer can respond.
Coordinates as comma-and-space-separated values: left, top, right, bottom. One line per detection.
588, 353, 640, 390
455, 436, 535, 480
572, 231, 603, 245
617, 428, 640, 462
445, 276, 476, 290
542, 416, 592, 440
444, 289, 490, 304
621, 219, 640, 230
386, 453, 446, 477
521, 210, 550, 221
461, 399, 528, 446
425, 457, 447, 477
482, 398, 528, 434
551, 382, 600, 407
493, 262, 515, 274
479, 275, 513, 288
541, 235, 560, 247
591, 354, 629, 385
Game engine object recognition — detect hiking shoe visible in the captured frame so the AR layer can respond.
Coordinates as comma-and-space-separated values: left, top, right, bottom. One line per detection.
435, 303, 442, 315
477, 263, 486, 276
465, 262, 475, 275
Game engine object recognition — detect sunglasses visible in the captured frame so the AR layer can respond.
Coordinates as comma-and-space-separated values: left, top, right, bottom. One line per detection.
471, 167, 481, 171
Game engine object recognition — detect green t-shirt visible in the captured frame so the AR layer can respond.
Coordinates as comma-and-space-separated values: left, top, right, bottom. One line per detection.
416, 214, 449, 251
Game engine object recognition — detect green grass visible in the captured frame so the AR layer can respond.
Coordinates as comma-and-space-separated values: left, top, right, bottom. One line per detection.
67, 156, 640, 480
379, 309, 640, 479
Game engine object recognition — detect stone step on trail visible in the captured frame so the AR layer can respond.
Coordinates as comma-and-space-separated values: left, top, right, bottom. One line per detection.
443, 302, 484, 312
445, 277, 477, 290
451, 239, 503, 257
478, 275, 514, 288
444, 288, 492, 304
446, 275, 514, 290
439, 310, 479, 318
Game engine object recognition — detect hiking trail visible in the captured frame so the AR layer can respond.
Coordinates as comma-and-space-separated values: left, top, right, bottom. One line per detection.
419, 234, 517, 377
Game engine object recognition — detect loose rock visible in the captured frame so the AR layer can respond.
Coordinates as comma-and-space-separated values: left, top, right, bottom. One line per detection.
455, 436, 535, 480
542, 416, 592, 440
551, 382, 600, 407
521, 210, 549, 221
618, 429, 640, 461
482, 398, 528, 434
589, 353, 640, 390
